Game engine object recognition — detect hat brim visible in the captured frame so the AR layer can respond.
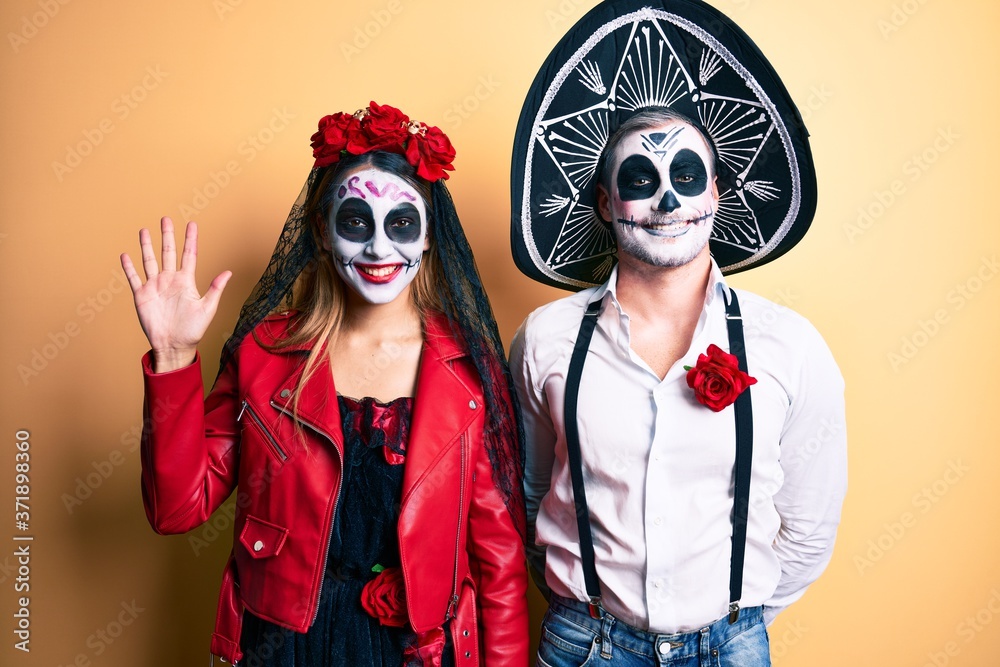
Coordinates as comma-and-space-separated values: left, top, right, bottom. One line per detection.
511, 0, 817, 289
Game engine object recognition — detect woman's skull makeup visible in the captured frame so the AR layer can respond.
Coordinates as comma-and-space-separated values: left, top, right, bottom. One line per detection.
600, 120, 719, 268
325, 168, 428, 304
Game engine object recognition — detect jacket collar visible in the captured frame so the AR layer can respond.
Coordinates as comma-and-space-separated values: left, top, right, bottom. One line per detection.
264, 310, 470, 449
256, 310, 466, 359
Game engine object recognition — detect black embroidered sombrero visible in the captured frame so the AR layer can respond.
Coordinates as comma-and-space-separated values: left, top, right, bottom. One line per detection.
510, 0, 817, 289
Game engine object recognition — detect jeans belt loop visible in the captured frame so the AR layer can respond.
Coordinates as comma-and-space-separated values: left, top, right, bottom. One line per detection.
599, 611, 615, 659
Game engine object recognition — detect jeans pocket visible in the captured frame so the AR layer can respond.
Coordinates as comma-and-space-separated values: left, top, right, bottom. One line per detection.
715, 620, 771, 667
536, 610, 601, 667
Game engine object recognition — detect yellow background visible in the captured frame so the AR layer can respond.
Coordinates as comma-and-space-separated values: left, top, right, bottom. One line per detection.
1, 0, 998, 665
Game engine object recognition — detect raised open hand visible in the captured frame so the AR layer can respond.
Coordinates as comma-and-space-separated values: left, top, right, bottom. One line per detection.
120, 217, 232, 372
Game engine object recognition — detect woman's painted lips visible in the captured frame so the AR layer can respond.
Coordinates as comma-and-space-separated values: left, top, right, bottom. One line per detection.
355, 263, 403, 284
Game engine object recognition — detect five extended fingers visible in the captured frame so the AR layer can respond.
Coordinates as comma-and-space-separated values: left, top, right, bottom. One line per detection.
121, 218, 228, 304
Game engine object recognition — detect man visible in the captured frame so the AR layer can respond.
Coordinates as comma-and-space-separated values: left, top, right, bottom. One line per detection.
508, 3, 846, 664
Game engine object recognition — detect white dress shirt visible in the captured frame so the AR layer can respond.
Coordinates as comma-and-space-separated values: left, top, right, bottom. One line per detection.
510, 261, 847, 633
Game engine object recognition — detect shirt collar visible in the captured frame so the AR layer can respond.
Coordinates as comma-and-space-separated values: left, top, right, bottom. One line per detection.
588, 257, 731, 312
705, 257, 729, 307
588, 264, 619, 307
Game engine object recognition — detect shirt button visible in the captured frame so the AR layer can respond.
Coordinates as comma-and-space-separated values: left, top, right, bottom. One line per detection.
469, 400, 477, 409
653, 516, 663, 526
253, 540, 264, 552
280, 389, 290, 398
658, 642, 671, 655
654, 579, 663, 589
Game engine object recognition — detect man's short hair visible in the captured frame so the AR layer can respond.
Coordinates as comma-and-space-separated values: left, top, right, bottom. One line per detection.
595, 107, 720, 191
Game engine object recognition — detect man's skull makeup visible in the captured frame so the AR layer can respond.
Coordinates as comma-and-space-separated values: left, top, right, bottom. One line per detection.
325, 168, 428, 304
600, 120, 719, 268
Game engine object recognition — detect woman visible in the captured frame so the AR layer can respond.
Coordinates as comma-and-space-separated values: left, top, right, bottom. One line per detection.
121, 102, 528, 667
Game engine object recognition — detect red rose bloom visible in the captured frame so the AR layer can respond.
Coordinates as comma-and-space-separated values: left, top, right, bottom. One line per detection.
311, 112, 360, 168
685, 344, 757, 412
360, 567, 408, 627
309, 103, 456, 182
355, 101, 410, 153
405, 125, 456, 182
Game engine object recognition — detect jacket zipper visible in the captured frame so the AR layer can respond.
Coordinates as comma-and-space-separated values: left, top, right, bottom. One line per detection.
445, 431, 467, 620
238, 400, 288, 462
270, 400, 343, 625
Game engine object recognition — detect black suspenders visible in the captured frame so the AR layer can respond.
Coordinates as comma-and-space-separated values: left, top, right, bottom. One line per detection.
562, 289, 754, 624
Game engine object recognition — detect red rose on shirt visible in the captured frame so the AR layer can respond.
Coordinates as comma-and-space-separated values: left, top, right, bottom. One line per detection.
685, 344, 757, 412
360, 567, 408, 627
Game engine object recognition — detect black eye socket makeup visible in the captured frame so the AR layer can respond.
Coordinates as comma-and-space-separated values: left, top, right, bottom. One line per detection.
616, 154, 660, 201
335, 199, 375, 243
384, 203, 422, 244
669, 149, 708, 197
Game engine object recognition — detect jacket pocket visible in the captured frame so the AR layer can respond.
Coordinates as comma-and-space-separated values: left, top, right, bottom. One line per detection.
238, 399, 289, 464
239, 515, 289, 559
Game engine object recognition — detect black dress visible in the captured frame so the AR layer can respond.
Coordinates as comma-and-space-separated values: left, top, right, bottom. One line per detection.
240, 395, 453, 667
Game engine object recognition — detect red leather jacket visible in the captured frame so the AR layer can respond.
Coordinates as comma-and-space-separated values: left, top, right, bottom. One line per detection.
140, 312, 528, 666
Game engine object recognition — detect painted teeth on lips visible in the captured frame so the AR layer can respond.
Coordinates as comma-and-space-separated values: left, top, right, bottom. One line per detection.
355, 263, 403, 283
642, 219, 689, 229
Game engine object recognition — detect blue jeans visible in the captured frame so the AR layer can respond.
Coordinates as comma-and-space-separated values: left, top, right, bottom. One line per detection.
536, 595, 771, 667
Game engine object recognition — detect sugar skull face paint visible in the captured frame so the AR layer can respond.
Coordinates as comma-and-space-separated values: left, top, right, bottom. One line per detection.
325, 168, 428, 304
601, 121, 718, 268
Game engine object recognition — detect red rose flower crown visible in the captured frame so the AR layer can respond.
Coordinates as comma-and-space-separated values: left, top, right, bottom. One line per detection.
310, 101, 456, 182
